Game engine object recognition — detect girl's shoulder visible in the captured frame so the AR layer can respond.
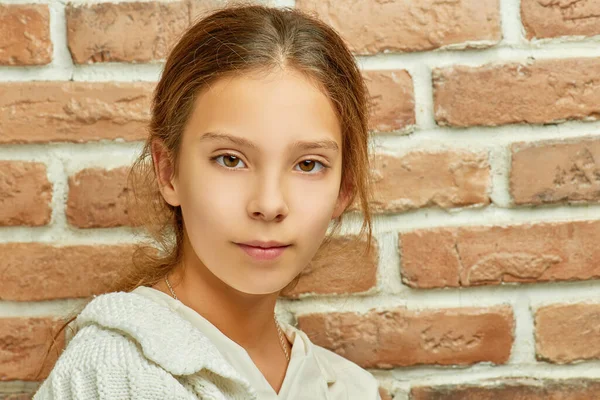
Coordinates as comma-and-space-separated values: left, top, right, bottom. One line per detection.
33, 320, 196, 399
33, 291, 255, 400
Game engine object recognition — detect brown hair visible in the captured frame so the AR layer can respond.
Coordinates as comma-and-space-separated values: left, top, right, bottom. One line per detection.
37, 1, 374, 379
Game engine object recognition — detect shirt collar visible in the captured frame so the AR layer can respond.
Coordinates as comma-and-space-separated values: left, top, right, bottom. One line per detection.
281, 323, 337, 384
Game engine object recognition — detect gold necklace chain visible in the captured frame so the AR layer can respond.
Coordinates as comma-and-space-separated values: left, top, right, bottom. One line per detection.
164, 276, 290, 362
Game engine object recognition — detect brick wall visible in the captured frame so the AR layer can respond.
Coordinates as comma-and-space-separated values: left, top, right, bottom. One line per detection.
1, 0, 600, 398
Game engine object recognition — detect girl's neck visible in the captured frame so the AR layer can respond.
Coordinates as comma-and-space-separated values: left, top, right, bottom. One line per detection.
162, 262, 282, 352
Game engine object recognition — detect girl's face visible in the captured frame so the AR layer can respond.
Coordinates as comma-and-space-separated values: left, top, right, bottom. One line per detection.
156, 68, 348, 295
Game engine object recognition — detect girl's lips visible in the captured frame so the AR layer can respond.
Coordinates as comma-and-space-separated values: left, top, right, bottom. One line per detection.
236, 243, 290, 261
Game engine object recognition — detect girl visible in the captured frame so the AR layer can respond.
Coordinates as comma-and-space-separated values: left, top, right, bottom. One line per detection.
34, 2, 379, 399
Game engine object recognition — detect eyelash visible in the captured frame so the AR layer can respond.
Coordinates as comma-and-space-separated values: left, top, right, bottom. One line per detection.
210, 153, 329, 174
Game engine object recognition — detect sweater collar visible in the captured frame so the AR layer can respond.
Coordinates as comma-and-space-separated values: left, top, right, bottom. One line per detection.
75, 291, 254, 392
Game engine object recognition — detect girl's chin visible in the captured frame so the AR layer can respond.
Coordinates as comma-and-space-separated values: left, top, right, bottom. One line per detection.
223, 276, 297, 296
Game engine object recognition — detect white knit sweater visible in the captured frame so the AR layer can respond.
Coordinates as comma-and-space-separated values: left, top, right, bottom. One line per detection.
33, 291, 381, 399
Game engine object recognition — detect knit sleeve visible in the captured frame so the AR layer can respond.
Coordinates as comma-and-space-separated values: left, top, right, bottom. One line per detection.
32, 324, 197, 400
33, 364, 197, 400
32, 366, 110, 400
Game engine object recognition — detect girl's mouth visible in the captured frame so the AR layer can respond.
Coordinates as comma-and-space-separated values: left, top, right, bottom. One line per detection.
235, 243, 290, 261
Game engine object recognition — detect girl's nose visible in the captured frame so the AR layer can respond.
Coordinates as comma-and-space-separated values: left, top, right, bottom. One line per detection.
247, 175, 289, 222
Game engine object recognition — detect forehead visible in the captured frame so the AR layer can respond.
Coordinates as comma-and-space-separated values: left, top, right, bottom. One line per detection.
184, 69, 342, 147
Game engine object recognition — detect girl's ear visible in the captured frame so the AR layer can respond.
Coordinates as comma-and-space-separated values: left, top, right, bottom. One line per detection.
151, 139, 181, 207
331, 177, 353, 219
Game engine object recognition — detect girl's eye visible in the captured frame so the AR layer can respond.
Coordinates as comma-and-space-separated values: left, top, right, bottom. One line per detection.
213, 154, 246, 169
295, 159, 325, 173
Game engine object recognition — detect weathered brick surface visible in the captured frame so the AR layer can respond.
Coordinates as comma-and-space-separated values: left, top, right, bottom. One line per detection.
511, 138, 600, 205
363, 70, 415, 134
67, 1, 187, 63
434, 58, 600, 127
297, 306, 513, 368
522, 0, 600, 40
296, 0, 501, 54
367, 151, 490, 213
0, 317, 65, 381
0, 82, 154, 144
67, 167, 140, 228
412, 378, 600, 399
281, 236, 378, 297
400, 220, 600, 288
535, 303, 600, 364
0, 161, 52, 226
0, 243, 136, 301
0, 4, 52, 66
66, 0, 223, 63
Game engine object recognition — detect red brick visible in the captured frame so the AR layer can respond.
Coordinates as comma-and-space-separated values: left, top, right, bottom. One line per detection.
0, 4, 52, 65
0, 161, 52, 226
296, 0, 501, 54
67, 167, 141, 228
363, 70, 415, 134
400, 220, 600, 288
535, 303, 600, 364
367, 151, 490, 213
400, 228, 461, 288
522, 0, 600, 40
0, 317, 65, 381
281, 236, 377, 297
412, 378, 600, 400
67, 1, 185, 63
511, 138, 600, 205
434, 58, 600, 127
0, 82, 154, 144
66, 0, 221, 63
0, 243, 136, 301
297, 306, 513, 368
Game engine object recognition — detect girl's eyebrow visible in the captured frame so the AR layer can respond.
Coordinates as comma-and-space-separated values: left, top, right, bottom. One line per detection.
197, 131, 339, 153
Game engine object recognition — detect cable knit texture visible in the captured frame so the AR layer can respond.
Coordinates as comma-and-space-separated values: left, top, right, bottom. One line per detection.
32, 291, 381, 399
